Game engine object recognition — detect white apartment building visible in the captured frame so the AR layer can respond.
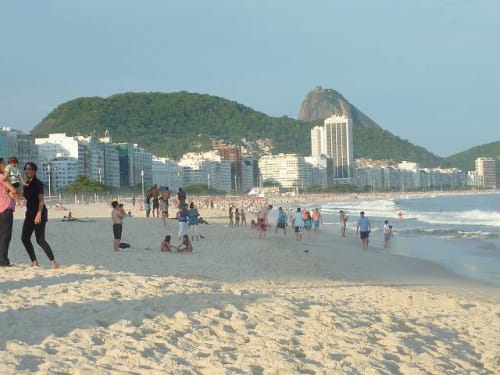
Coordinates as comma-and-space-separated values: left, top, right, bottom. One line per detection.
310, 126, 324, 157
475, 157, 496, 188
259, 153, 312, 189
35, 133, 87, 176
178, 151, 232, 192
323, 115, 354, 182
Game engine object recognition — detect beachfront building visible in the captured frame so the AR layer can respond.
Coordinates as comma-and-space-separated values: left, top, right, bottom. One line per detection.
304, 155, 332, 187
1, 127, 38, 166
0, 126, 21, 159
258, 153, 312, 190
475, 157, 496, 189
241, 157, 259, 193
310, 126, 325, 157
152, 157, 183, 191
37, 157, 79, 195
323, 115, 354, 183
355, 158, 467, 191
178, 151, 232, 192
213, 141, 243, 192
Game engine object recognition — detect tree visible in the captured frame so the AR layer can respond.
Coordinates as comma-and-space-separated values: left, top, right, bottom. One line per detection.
63, 175, 104, 195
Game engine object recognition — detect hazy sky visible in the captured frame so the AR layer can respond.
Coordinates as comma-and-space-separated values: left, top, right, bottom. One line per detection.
1, 0, 499, 157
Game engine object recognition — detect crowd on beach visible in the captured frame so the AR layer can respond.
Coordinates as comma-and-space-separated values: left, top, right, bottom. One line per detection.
1, 155, 404, 269
108, 183, 398, 254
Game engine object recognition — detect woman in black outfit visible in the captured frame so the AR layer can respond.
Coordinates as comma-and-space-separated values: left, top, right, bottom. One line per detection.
21, 162, 58, 268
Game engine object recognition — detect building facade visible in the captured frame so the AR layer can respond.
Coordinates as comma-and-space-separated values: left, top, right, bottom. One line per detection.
475, 157, 496, 189
323, 115, 354, 182
259, 153, 312, 190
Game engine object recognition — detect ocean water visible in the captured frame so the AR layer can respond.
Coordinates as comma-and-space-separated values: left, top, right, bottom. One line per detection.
316, 193, 500, 286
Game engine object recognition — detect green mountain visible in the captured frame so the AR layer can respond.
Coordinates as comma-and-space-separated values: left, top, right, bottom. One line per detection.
445, 141, 500, 181
32, 90, 443, 166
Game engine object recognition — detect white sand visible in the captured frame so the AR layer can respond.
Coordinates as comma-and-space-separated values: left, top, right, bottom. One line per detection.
0, 203, 498, 374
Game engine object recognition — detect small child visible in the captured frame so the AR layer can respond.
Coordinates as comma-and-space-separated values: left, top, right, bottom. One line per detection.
177, 234, 193, 252
161, 235, 173, 252
5, 156, 26, 204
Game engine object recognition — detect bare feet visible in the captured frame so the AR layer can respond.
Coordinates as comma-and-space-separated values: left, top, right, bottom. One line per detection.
32, 260, 40, 268
51, 260, 59, 269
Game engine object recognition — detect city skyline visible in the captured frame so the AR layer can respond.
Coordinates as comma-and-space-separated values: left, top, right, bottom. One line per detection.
1, 1, 499, 157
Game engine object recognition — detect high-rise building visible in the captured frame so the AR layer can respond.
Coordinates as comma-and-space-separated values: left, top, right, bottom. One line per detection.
323, 115, 354, 182
212, 141, 243, 191
310, 126, 324, 157
475, 157, 496, 188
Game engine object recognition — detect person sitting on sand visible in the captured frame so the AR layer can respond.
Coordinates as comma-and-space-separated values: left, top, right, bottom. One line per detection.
177, 234, 193, 252
161, 235, 173, 252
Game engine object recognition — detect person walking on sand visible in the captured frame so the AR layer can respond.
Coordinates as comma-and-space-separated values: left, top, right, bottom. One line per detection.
21, 162, 58, 268
293, 207, 304, 241
0, 158, 18, 267
275, 207, 287, 236
111, 200, 126, 251
339, 210, 348, 237
311, 208, 323, 232
356, 211, 371, 250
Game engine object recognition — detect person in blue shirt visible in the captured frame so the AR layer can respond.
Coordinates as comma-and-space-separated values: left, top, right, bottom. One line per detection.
356, 211, 371, 250
188, 202, 200, 241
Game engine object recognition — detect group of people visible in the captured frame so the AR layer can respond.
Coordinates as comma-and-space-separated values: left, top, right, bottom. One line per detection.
111, 185, 203, 253
0, 158, 58, 268
352, 211, 393, 250
250, 205, 324, 241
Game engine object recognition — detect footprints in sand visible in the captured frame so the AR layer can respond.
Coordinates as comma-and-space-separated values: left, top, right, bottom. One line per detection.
0, 270, 498, 373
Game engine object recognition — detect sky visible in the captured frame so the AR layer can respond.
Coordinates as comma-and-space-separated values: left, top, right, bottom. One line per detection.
1, 0, 499, 157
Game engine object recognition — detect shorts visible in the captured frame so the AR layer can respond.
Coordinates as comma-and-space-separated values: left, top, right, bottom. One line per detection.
113, 224, 122, 240
277, 222, 286, 229
294, 226, 302, 233
360, 231, 370, 239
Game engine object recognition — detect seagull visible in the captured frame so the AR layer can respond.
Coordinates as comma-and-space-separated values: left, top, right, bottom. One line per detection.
304, 249, 310, 253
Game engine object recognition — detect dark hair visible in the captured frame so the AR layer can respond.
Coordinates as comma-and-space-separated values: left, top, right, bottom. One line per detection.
24, 162, 38, 172
165, 235, 171, 241
0, 158, 4, 164
8, 156, 18, 164
111, 201, 119, 208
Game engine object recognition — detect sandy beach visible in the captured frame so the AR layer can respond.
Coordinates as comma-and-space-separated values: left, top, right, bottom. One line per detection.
0, 202, 498, 374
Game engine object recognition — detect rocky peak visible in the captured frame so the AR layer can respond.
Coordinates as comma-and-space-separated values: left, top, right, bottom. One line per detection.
298, 86, 381, 129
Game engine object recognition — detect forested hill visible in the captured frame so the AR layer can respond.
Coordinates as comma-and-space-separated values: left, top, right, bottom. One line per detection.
445, 141, 500, 181
32, 91, 443, 165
